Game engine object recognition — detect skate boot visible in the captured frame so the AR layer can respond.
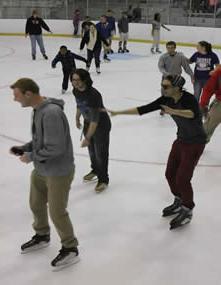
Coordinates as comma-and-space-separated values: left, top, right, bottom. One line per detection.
51, 246, 79, 270
21, 234, 50, 253
151, 48, 155, 54
162, 197, 182, 217
43, 54, 48, 60
95, 182, 108, 193
118, 47, 123, 53
96, 67, 101, 74
156, 48, 162, 54
32, 54, 36, 60
110, 49, 114, 54
104, 54, 111, 62
123, 48, 129, 53
83, 170, 97, 182
170, 206, 192, 230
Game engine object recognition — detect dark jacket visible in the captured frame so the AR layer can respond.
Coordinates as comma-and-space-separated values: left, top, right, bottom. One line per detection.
118, 17, 129, 33
80, 31, 109, 51
25, 16, 50, 35
51, 50, 87, 70
96, 22, 112, 39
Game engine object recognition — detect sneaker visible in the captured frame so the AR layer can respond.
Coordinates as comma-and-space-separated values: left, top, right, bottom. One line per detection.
83, 170, 97, 182
51, 246, 79, 268
118, 47, 123, 53
32, 55, 36, 60
95, 182, 108, 193
151, 48, 155, 54
43, 54, 48, 60
96, 67, 101, 74
170, 206, 192, 230
21, 234, 50, 253
162, 197, 182, 217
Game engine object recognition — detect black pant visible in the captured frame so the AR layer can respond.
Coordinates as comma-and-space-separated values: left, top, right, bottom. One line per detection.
87, 48, 101, 68
84, 122, 111, 184
62, 68, 72, 90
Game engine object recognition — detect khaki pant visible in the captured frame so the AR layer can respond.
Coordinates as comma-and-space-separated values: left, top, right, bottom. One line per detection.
204, 99, 221, 142
30, 168, 78, 248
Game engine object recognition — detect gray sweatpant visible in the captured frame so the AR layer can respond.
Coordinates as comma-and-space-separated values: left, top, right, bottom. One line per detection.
29, 34, 46, 56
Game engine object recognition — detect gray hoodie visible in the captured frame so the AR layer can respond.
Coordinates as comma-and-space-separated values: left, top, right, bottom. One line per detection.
21, 98, 74, 176
158, 52, 194, 79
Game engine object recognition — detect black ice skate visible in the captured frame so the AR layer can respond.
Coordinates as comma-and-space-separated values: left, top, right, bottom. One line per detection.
151, 48, 155, 54
118, 47, 123, 53
21, 234, 50, 253
96, 67, 101, 74
83, 170, 97, 182
32, 55, 36, 60
123, 48, 129, 53
104, 54, 111, 62
51, 246, 79, 271
43, 54, 48, 60
162, 197, 182, 217
156, 49, 162, 54
170, 206, 192, 230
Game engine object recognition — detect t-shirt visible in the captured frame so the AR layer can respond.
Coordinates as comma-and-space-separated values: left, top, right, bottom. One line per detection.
190, 52, 219, 80
73, 87, 111, 131
137, 91, 206, 144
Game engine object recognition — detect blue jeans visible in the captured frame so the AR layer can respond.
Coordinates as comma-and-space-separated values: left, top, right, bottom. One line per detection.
193, 79, 208, 102
29, 34, 46, 56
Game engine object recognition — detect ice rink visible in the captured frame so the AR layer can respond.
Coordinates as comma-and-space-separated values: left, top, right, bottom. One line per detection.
1, 35, 221, 285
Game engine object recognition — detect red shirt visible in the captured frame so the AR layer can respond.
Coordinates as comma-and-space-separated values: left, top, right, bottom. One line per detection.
200, 68, 221, 108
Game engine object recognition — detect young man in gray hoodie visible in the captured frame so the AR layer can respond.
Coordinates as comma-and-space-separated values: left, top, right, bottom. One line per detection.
10, 78, 79, 269
158, 41, 194, 81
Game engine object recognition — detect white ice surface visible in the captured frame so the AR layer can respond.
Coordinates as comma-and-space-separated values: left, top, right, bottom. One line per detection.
0, 36, 221, 285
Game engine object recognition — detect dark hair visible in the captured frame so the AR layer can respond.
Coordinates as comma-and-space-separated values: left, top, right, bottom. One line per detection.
60, 45, 67, 50
154, 13, 160, 21
72, 69, 93, 88
164, 75, 186, 90
166, 41, 176, 48
198, 41, 212, 53
10, 78, 39, 94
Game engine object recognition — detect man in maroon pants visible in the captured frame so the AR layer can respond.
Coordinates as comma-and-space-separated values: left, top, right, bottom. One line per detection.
109, 75, 206, 230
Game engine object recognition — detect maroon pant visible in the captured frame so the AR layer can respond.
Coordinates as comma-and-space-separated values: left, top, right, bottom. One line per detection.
165, 139, 205, 209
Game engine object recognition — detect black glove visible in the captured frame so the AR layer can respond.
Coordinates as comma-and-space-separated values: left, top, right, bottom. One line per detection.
10, 147, 24, 156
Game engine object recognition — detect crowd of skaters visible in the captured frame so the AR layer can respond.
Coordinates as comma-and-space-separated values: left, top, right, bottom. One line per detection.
9, 6, 221, 270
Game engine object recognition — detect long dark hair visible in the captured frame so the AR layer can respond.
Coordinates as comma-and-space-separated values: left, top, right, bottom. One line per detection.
198, 41, 212, 53
72, 69, 93, 88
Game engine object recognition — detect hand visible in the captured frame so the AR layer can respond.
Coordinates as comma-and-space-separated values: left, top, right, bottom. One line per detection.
10, 146, 24, 156
160, 105, 174, 115
76, 119, 82, 129
81, 138, 90, 147
19, 153, 31, 164
106, 109, 118, 116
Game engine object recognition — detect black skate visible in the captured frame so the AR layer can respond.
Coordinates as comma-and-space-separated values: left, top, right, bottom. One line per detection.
104, 55, 111, 62
156, 49, 162, 54
162, 197, 182, 217
110, 49, 114, 54
32, 55, 36, 60
21, 234, 50, 253
151, 48, 155, 54
118, 47, 123, 53
51, 246, 79, 271
43, 54, 48, 60
123, 48, 129, 53
170, 206, 192, 230
96, 68, 101, 74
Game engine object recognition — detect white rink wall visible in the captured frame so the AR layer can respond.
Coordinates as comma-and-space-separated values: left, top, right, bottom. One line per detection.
0, 19, 221, 46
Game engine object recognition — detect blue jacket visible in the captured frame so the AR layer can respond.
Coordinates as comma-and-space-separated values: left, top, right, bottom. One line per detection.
96, 22, 112, 39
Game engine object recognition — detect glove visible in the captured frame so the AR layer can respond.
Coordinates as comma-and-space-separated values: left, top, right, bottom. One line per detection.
10, 147, 24, 156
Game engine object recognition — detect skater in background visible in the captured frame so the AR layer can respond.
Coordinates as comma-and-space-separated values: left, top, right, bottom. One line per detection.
189, 41, 219, 102
96, 15, 112, 62
80, 23, 109, 74
200, 66, 221, 142
151, 12, 170, 54
25, 9, 52, 60
106, 9, 116, 53
73, 9, 81, 36
118, 11, 129, 53
108, 75, 206, 230
72, 69, 111, 193
9, 78, 79, 268
51, 45, 87, 94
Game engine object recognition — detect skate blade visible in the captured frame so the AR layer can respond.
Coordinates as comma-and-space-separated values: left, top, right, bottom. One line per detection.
170, 218, 191, 230
52, 256, 80, 272
21, 242, 50, 254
